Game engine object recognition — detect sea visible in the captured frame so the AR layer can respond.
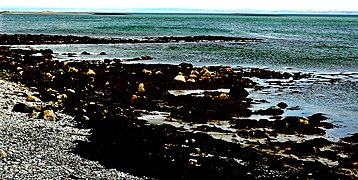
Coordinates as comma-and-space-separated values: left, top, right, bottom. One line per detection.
0, 13, 357, 138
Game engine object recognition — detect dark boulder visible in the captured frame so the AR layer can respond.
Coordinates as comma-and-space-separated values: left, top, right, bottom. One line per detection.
40, 49, 53, 55
277, 102, 288, 109
257, 107, 284, 116
229, 85, 249, 99
12, 103, 34, 113
81, 51, 91, 55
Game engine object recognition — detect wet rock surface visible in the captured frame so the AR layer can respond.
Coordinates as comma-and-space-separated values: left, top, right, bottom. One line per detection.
0, 34, 261, 45
0, 34, 357, 179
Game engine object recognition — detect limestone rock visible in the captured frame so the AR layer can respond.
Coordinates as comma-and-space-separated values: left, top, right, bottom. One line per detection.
45, 72, 53, 79
299, 117, 310, 125
200, 67, 211, 79
27, 95, 42, 102
31, 112, 39, 119
174, 75, 186, 82
0, 149, 7, 159
43, 110, 57, 121
187, 78, 196, 83
131, 95, 138, 102
218, 93, 229, 100
138, 83, 145, 93
68, 67, 79, 73
142, 69, 152, 75
66, 89, 76, 94
86, 69, 96, 75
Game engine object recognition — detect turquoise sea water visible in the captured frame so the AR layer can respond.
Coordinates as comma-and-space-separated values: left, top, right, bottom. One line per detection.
1, 14, 357, 71
0, 13, 357, 137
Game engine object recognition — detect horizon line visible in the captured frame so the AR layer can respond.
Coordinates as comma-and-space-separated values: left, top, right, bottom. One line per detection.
1, 7, 358, 14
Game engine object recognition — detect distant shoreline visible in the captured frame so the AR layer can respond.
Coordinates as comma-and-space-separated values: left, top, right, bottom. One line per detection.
0, 11, 93, 15
1, 11, 358, 17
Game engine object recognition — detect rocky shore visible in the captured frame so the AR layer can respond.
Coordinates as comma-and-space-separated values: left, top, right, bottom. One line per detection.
0, 34, 261, 45
0, 34, 357, 179
0, 79, 142, 179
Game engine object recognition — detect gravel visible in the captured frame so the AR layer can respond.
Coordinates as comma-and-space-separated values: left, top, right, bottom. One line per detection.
0, 79, 144, 179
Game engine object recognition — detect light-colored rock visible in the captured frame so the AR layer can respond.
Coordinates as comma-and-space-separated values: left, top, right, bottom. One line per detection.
68, 67, 79, 73
0, 149, 7, 159
43, 110, 57, 121
66, 89, 76, 94
218, 93, 229, 100
174, 75, 186, 82
86, 69, 96, 75
31, 112, 39, 119
189, 74, 197, 79
82, 115, 90, 121
155, 71, 162, 75
200, 69, 211, 79
27, 95, 42, 102
63, 61, 69, 66
45, 72, 52, 78
142, 69, 152, 75
138, 83, 145, 93
131, 95, 138, 102
187, 78, 196, 83
299, 117, 309, 125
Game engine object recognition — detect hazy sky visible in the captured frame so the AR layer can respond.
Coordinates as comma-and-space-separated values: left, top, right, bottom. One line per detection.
1, 0, 357, 11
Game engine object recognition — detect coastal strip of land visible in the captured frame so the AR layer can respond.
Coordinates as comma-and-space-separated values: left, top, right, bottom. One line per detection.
0, 34, 357, 179
0, 34, 261, 45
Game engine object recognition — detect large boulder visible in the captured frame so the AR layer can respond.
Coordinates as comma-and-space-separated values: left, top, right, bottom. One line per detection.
229, 85, 249, 99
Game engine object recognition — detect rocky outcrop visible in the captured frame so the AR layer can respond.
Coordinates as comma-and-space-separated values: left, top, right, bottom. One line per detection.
0, 34, 262, 45
0, 45, 355, 179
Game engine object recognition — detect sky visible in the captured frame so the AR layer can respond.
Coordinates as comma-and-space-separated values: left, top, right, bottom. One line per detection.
1, 0, 357, 12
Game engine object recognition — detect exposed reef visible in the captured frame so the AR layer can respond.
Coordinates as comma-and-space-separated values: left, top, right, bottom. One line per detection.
0, 34, 357, 179
0, 34, 261, 45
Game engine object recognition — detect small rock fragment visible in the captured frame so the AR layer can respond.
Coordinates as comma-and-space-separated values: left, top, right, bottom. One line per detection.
43, 110, 57, 121
31, 112, 39, 119
68, 67, 79, 73
218, 93, 229, 100
82, 115, 90, 121
138, 83, 145, 93
187, 78, 196, 83
0, 149, 7, 159
142, 69, 152, 75
86, 69, 96, 75
27, 95, 42, 102
299, 117, 310, 125
66, 89, 76, 94
174, 74, 186, 82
